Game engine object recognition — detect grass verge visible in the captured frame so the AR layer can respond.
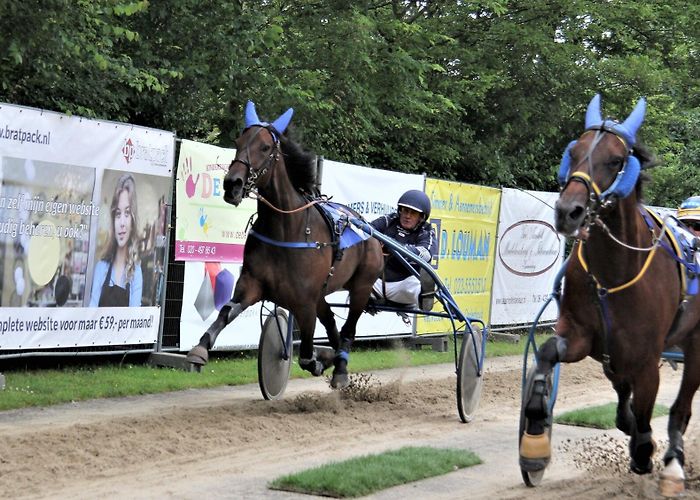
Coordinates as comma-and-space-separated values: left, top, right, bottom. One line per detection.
554, 402, 670, 429
269, 446, 481, 498
0, 333, 549, 412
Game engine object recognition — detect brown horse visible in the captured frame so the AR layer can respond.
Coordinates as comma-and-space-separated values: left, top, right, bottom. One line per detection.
186, 101, 383, 389
520, 94, 700, 496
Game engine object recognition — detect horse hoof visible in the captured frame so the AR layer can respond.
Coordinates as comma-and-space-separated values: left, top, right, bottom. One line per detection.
630, 438, 656, 475
630, 459, 653, 475
299, 359, 324, 376
660, 459, 685, 497
331, 372, 349, 389
186, 345, 209, 365
316, 348, 335, 370
519, 432, 551, 471
660, 476, 685, 497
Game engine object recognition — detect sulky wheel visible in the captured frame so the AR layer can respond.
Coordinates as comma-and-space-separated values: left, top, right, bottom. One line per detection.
257, 309, 292, 400
519, 365, 554, 486
456, 325, 484, 423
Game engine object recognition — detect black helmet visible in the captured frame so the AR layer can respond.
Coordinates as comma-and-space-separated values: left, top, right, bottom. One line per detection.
398, 189, 431, 220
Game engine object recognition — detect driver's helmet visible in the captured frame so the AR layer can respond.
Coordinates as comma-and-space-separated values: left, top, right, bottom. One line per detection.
678, 196, 700, 223
397, 189, 431, 220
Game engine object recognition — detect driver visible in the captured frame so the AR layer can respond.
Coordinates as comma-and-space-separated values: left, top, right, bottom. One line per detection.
370, 189, 437, 308
678, 196, 700, 237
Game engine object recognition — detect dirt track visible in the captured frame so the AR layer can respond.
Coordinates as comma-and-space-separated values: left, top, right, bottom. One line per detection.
1, 354, 700, 499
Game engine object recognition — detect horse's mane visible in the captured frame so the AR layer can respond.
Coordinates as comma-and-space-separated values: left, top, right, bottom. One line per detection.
632, 142, 660, 201
279, 130, 319, 195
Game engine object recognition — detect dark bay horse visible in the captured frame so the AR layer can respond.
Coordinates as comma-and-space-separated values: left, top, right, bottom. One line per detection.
186, 101, 383, 389
520, 94, 700, 496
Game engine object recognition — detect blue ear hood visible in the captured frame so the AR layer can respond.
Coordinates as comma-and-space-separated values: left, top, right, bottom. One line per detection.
601, 155, 641, 199
243, 100, 294, 141
557, 138, 641, 198
584, 93, 646, 147
558, 140, 577, 186
244, 100, 260, 128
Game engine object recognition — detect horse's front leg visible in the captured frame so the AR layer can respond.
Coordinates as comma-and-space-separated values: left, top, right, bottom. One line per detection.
628, 366, 659, 475
301, 299, 339, 375
186, 277, 262, 366
521, 331, 590, 469
295, 306, 330, 376
520, 335, 568, 469
612, 379, 633, 435
524, 335, 569, 425
660, 340, 700, 497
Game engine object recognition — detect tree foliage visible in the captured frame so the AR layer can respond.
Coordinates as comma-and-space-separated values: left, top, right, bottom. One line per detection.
0, 0, 698, 205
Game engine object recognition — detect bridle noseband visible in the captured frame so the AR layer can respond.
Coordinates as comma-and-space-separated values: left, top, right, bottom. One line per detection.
230, 125, 280, 197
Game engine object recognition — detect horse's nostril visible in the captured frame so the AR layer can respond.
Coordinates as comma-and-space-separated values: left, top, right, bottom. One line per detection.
223, 177, 242, 192
569, 206, 584, 221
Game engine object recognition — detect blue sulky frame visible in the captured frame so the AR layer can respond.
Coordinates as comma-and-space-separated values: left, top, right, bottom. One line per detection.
255, 217, 488, 423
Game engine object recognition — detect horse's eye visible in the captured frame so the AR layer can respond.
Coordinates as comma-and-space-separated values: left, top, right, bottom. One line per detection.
606, 157, 624, 170
260, 143, 271, 153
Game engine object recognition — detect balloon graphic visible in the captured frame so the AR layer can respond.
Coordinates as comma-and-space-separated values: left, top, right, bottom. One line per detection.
14, 266, 25, 296
28, 220, 60, 286
214, 269, 234, 310
185, 173, 199, 198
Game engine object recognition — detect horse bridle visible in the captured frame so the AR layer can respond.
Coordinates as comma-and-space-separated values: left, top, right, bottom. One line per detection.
230, 125, 280, 197
562, 128, 627, 203
561, 129, 630, 225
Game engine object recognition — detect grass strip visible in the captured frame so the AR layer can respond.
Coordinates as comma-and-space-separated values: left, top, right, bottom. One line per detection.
0, 334, 549, 411
269, 446, 481, 498
554, 402, 669, 429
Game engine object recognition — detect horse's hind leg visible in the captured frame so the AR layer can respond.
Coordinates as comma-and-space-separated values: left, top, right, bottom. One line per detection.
661, 341, 700, 496
186, 277, 262, 366
331, 279, 374, 389
316, 299, 340, 350
330, 289, 370, 389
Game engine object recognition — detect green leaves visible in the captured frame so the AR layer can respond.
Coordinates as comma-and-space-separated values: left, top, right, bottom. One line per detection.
0, 0, 697, 201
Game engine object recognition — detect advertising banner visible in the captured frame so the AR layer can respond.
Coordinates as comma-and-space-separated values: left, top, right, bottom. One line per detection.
180, 261, 265, 351
416, 179, 501, 334
0, 103, 174, 350
175, 139, 254, 262
490, 188, 565, 325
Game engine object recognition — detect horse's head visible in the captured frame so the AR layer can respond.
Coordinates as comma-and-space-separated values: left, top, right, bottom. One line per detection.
554, 94, 646, 237
223, 101, 294, 206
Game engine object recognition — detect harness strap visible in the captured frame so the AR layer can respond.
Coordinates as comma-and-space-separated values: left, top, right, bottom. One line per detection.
596, 286, 615, 376
576, 243, 615, 375
248, 218, 338, 295
576, 238, 659, 294
312, 200, 345, 263
248, 228, 331, 249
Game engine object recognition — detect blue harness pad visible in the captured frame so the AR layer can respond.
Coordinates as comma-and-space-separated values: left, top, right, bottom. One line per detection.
319, 202, 372, 250
643, 207, 700, 296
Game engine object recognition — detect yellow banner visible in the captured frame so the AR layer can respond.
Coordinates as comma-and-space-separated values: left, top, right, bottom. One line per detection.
175, 139, 255, 262
417, 179, 501, 334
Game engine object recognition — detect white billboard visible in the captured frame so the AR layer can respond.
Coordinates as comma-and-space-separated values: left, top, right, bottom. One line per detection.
0, 103, 174, 349
490, 188, 565, 326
